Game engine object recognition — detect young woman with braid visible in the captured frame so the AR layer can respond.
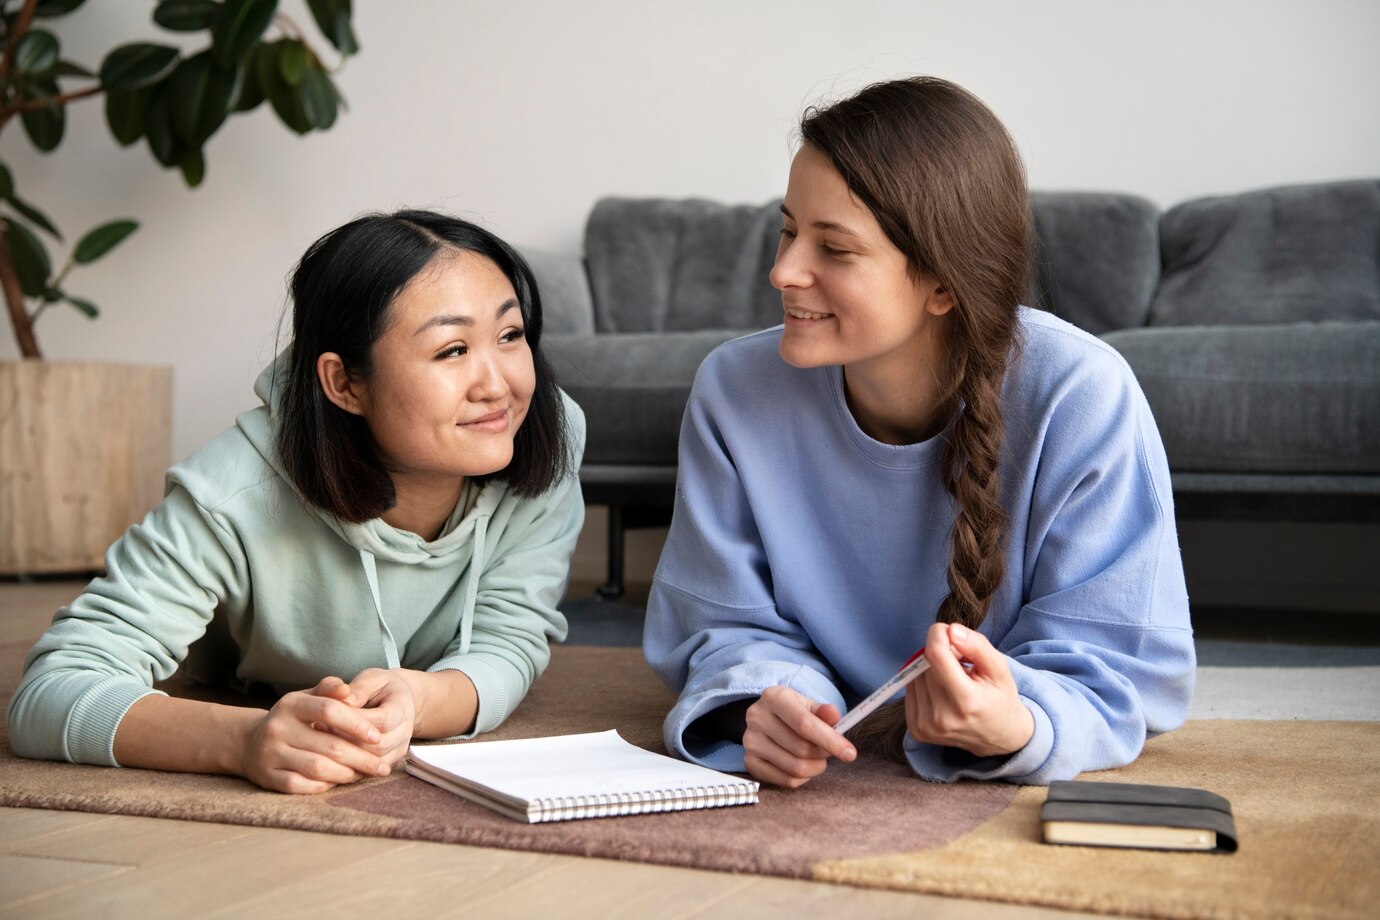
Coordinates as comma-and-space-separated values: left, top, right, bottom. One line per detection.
642, 77, 1195, 786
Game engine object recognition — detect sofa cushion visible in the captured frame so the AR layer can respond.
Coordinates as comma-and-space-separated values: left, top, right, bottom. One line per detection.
1029, 192, 1161, 335
546, 330, 747, 465
1150, 180, 1380, 327
520, 247, 595, 336
1101, 322, 1380, 474
584, 197, 783, 334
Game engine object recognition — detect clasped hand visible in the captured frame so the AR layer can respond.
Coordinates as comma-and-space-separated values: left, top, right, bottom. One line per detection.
742, 622, 1034, 787
240, 668, 417, 794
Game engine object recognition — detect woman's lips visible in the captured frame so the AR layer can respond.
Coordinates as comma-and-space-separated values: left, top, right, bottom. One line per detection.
459, 410, 509, 433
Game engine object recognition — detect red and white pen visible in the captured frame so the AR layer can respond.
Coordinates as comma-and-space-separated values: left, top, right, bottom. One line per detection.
834, 647, 929, 735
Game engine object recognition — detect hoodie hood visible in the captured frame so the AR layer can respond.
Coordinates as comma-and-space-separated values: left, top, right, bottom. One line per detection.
238, 349, 502, 566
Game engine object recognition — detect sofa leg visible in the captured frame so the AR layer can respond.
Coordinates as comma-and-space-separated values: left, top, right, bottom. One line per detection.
597, 504, 626, 600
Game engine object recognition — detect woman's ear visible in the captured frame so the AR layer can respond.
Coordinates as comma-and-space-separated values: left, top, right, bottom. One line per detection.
316, 352, 367, 416
926, 282, 957, 317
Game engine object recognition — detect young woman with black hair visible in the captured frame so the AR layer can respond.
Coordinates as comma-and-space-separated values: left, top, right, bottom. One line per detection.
644, 77, 1195, 787
9, 211, 584, 794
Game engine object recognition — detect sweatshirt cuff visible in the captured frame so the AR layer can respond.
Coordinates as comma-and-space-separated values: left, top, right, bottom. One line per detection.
665, 661, 846, 771
71, 676, 166, 767
427, 654, 516, 738
903, 696, 1054, 783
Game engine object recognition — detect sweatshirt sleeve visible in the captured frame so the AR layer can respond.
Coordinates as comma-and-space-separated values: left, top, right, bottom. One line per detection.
426, 395, 585, 735
904, 357, 1195, 784
6, 485, 248, 766
644, 369, 845, 772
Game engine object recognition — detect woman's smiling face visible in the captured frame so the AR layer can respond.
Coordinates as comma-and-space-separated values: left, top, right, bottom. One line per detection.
347, 250, 535, 489
771, 143, 951, 380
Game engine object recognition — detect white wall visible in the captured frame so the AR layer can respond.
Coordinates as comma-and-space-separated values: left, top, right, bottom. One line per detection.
3, 0, 1378, 460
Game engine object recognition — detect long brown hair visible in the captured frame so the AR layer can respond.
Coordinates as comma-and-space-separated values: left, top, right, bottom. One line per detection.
800, 77, 1031, 758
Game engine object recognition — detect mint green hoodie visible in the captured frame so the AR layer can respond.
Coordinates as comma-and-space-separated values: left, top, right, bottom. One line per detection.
7, 357, 585, 766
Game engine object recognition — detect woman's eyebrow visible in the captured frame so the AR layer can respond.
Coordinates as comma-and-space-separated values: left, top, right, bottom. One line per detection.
779, 203, 862, 239
413, 298, 519, 335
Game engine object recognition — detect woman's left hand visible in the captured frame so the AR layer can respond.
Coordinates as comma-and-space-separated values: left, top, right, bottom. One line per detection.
903, 622, 1035, 758
315, 670, 418, 772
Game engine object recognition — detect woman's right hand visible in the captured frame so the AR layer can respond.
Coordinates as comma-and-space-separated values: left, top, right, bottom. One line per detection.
238, 678, 393, 794
742, 685, 856, 788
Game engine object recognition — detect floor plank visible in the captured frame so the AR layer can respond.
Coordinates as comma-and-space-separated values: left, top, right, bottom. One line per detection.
14, 824, 406, 919
715, 874, 1081, 919
13, 812, 257, 866
455, 856, 757, 920
212, 840, 576, 918
0, 807, 113, 850
0, 853, 130, 912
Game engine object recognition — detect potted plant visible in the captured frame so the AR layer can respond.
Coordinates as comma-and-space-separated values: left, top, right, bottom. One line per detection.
0, 0, 358, 574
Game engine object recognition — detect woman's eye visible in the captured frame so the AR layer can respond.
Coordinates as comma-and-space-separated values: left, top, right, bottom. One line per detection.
821, 243, 849, 257
501, 327, 527, 344
779, 227, 796, 239
437, 344, 468, 359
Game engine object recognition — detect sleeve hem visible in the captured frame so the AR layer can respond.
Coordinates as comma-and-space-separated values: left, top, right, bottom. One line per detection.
73, 676, 167, 767
428, 654, 513, 738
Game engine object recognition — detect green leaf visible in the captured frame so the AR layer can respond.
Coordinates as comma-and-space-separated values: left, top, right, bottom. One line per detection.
63, 295, 100, 318
105, 85, 152, 146
257, 40, 309, 134
51, 59, 95, 78
305, 0, 357, 56
277, 38, 307, 85
169, 51, 240, 145
73, 219, 138, 263
41, 286, 61, 303
13, 29, 59, 74
34, 0, 87, 18
3, 219, 52, 297
178, 149, 205, 186
211, 0, 276, 69
7, 193, 61, 239
154, 0, 221, 32
231, 44, 266, 112
144, 85, 183, 167
298, 66, 336, 130
0, 162, 11, 199
20, 78, 64, 152
100, 43, 180, 91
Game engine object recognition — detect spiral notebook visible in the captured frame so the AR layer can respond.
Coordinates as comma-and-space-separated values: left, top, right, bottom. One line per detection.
405, 729, 760, 823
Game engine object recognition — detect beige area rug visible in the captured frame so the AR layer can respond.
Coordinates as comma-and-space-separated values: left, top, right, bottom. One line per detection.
2, 642, 1378, 920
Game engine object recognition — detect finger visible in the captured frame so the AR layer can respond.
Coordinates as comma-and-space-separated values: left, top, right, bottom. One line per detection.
310, 676, 354, 705
744, 752, 807, 788
744, 737, 827, 788
790, 700, 857, 762
925, 622, 973, 688
946, 623, 1004, 678
296, 728, 393, 779
753, 706, 830, 760
268, 769, 337, 795
295, 695, 383, 746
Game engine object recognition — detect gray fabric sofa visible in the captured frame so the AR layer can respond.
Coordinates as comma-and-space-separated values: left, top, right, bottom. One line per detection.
531, 180, 1380, 596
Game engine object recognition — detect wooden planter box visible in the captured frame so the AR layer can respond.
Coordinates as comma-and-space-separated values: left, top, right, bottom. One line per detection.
0, 361, 171, 575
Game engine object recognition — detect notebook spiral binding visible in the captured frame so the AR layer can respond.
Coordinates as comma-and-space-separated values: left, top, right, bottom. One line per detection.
531, 783, 759, 822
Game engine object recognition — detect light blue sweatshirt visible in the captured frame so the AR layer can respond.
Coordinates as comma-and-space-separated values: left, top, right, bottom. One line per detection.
8, 357, 585, 766
644, 309, 1194, 784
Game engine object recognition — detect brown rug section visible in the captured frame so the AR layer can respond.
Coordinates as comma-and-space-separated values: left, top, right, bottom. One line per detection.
3, 642, 1379, 919
814, 720, 1380, 920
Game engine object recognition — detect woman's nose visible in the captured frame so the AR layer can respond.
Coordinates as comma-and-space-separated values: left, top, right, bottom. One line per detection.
468, 353, 508, 400
769, 238, 808, 291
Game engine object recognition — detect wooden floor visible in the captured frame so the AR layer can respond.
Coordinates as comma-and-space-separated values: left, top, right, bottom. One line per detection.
0, 579, 1079, 919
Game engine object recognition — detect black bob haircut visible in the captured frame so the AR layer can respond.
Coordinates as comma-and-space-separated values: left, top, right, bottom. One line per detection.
275, 209, 571, 524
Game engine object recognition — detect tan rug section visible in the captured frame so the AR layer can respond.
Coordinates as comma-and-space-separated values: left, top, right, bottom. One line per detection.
3, 642, 1378, 919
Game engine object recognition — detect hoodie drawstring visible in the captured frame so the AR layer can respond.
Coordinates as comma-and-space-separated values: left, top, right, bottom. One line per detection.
360, 550, 401, 670
458, 514, 488, 655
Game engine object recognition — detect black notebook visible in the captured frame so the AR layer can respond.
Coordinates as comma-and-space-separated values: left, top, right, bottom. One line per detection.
1040, 780, 1238, 853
